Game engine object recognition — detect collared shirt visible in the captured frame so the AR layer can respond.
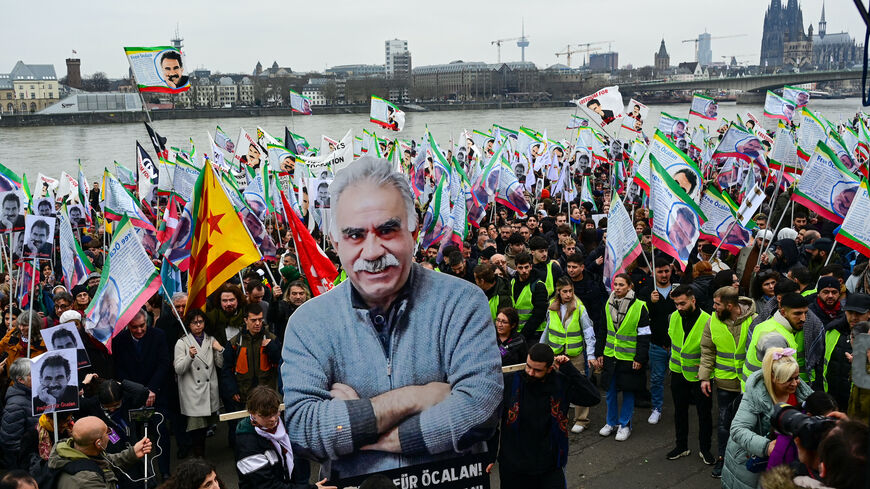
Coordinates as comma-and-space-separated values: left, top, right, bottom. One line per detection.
349, 266, 416, 357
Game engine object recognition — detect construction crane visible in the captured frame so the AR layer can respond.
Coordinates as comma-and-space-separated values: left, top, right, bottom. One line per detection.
682, 34, 746, 62
572, 41, 613, 68
555, 44, 604, 68
492, 35, 530, 63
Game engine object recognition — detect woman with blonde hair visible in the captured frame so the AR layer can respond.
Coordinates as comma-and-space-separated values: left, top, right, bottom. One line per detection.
721, 346, 814, 489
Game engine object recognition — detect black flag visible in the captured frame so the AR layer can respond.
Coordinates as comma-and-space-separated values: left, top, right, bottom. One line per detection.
144, 122, 168, 161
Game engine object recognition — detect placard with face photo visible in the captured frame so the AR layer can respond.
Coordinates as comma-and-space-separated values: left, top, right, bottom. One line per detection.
0, 189, 26, 232
67, 204, 88, 228
41, 321, 90, 369
34, 196, 56, 218
311, 178, 332, 210
31, 349, 79, 415
23, 215, 55, 260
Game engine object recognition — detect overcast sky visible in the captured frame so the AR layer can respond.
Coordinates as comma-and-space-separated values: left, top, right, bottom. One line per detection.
1, 0, 864, 78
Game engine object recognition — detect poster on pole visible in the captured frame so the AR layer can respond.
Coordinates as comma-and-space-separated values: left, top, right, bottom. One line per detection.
124, 46, 191, 93
41, 322, 90, 369
31, 349, 79, 415
84, 216, 161, 352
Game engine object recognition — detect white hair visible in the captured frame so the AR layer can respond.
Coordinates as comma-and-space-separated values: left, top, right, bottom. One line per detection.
328, 156, 416, 241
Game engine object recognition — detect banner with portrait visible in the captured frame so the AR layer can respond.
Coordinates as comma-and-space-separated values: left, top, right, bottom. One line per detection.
35, 173, 59, 199
769, 127, 801, 174
302, 130, 354, 176
31, 349, 79, 415
792, 141, 860, 224
623, 98, 649, 132
124, 46, 191, 93
575, 85, 624, 127
836, 180, 870, 258
649, 155, 706, 271
783, 85, 810, 108
41, 322, 90, 369
58, 205, 94, 291
698, 186, 751, 254
657, 112, 689, 144
603, 193, 641, 290
763, 91, 796, 124
370, 96, 405, 132
290, 90, 313, 115
102, 170, 155, 230
713, 124, 768, 172
797, 108, 828, 161
689, 94, 718, 121
84, 216, 161, 353
641, 130, 703, 201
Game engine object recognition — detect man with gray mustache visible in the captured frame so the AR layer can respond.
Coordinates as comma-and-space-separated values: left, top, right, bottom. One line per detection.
281, 156, 503, 480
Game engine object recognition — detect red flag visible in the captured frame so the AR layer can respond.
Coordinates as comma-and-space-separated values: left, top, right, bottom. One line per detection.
280, 191, 338, 296
156, 195, 179, 244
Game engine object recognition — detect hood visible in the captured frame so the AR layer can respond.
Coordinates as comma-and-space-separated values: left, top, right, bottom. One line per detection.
47, 439, 89, 469
735, 297, 756, 324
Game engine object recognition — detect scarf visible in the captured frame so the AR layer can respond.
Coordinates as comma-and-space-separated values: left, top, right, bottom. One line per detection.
37, 414, 54, 460
608, 289, 635, 329
254, 418, 294, 478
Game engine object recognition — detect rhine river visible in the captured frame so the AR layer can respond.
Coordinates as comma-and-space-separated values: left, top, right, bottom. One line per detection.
0, 98, 864, 182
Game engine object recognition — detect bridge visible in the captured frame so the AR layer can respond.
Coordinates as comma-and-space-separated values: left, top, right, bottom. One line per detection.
617, 69, 863, 93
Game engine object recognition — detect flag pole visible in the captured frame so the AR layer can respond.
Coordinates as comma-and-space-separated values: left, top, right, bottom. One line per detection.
823, 238, 837, 266
709, 220, 737, 262
26, 256, 37, 359
160, 282, 189, 336
52, 411, 59, 444
757, 199, 793, 268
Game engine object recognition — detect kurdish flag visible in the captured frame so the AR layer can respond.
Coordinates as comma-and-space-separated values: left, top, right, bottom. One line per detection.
370, 96, 405, 131
835, 179, 870, 258
186, 163, 262, 311
124, 46, 190, 94
649, 155, 707, 270
421, 176, 451, 249
792, 141, 860, 224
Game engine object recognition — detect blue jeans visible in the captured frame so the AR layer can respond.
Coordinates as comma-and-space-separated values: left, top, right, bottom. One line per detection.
606, 373, 635, 427
648, 343, 669, 411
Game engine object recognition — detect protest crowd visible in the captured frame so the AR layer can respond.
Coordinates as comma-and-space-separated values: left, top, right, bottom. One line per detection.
1, 84, 870, 489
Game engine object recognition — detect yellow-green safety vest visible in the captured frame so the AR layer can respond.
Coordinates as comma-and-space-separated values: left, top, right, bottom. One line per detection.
547, 299, 587, 357
668, 310, 711, 382
801, 288, 817, 297
708, 314, 751, 381
741, 317, 800, 390
511, 279, 546, 333
822, 329, 840, 391
333, 269, 347, 286
604, 299, 647, 361
541, 262, 555, 297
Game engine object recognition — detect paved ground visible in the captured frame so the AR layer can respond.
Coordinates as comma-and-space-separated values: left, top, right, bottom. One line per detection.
190, 379, 724, 489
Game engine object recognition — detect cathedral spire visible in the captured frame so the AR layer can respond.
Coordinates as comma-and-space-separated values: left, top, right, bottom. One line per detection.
819, 0, 827, 38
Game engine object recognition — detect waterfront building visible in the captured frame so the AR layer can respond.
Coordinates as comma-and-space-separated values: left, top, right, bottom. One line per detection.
1, 61, 59, 114
385, 39, 412, 79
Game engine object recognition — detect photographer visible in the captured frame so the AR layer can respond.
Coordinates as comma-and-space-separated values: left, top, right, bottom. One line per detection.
761, 416, 867, 489
721, 347, 814, 489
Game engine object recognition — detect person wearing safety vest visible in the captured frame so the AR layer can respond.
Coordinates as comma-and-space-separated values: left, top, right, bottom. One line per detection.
788, 264, 816, 298
742, 292, 809, 390
511, 252, 549, 343
599, 273, 650, 443
474, 262, 512, 322
540, 276, 598, 434
823, 293, 870, 410
664, 285, 714, 465
529, 236, 563, 297
698, 286, 756, 478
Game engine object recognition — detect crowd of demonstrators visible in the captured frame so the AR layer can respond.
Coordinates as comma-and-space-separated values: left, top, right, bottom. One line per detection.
4, 114, 870, 489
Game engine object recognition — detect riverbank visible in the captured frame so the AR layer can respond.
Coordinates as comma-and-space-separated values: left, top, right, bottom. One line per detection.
0, 100, 575, 127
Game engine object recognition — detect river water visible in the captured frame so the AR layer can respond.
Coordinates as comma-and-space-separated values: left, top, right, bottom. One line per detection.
0, 98, 865, 182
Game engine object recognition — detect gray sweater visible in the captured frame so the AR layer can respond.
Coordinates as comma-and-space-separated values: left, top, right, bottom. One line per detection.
280, 264, 503, 479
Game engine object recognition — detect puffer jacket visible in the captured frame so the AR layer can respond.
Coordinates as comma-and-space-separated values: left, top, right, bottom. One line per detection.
721, 370, 814, 489
0, 381, 38, 468
47, 439, 139, 489
699, 297, 756, 393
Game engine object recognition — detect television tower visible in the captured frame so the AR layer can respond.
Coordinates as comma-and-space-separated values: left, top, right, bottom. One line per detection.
517, 19, 530, 62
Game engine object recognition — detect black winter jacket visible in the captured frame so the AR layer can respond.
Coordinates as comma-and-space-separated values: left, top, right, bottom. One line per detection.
0, 382, 38, 468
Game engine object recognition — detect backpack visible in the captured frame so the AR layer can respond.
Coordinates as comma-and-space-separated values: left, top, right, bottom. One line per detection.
34, 458, 107, 489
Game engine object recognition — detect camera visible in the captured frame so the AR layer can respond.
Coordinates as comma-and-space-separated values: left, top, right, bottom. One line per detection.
770, 403, 836, 450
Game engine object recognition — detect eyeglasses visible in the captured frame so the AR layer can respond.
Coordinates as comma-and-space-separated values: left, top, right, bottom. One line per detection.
189, 319, 205, 325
